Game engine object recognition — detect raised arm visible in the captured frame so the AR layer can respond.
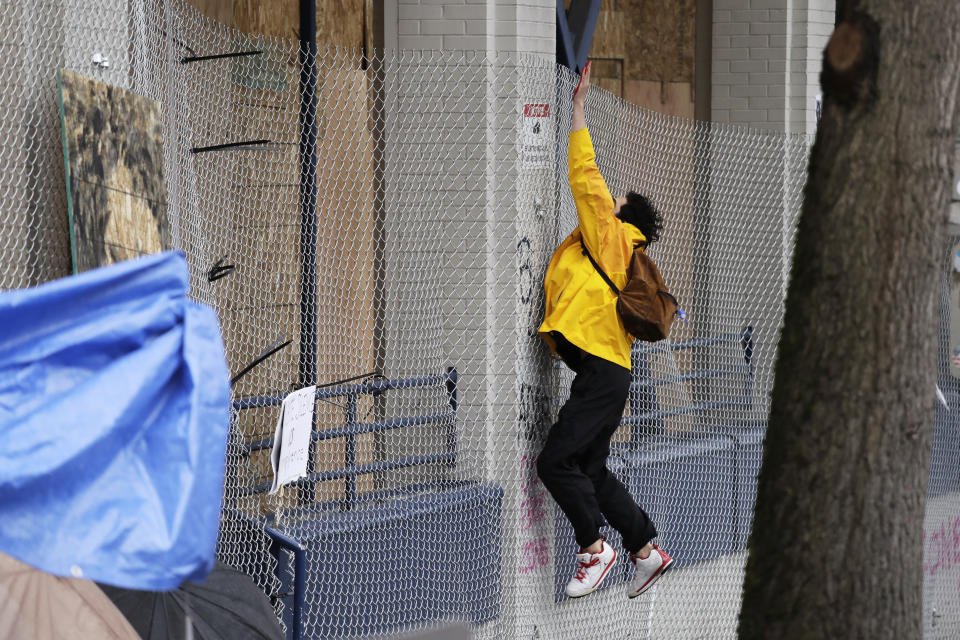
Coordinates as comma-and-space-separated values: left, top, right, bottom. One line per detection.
572, 62, 589, 133
568, 62, 615, 258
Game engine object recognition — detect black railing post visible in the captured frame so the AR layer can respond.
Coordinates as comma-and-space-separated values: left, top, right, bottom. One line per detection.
297, 0, 319, 507
345, 394, 358, 510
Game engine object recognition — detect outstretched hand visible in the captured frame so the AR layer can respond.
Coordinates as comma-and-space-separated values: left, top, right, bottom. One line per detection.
573, 61, 591, 106
571, 61, 590, 131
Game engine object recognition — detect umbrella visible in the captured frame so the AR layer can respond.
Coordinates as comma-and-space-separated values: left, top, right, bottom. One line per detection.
98, 560, 284, 640
0, 551, 139, 640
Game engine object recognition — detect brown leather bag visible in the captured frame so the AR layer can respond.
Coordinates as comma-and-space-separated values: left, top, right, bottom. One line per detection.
580, 238, 679, 342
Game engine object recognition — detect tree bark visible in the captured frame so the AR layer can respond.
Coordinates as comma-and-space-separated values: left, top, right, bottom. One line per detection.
739, 2, 960, 638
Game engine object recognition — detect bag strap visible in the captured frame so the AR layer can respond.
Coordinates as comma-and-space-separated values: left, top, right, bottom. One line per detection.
579, 237, 620, 296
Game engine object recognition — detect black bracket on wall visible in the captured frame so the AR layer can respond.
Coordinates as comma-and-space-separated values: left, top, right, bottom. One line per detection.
191, 140, 272, 154
230, 336, 293, 386
180, 50, 263, 64
207, 256, 235, 282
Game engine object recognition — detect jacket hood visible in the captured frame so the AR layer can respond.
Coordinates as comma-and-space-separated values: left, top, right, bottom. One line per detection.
572, 219, 647, 248
622, 221, 648, 247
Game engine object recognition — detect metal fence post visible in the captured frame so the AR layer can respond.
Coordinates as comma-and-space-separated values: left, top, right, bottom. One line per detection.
297, 0, 319, 509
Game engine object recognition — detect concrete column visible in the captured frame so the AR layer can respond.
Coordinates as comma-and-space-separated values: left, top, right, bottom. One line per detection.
711, 0, 834, 133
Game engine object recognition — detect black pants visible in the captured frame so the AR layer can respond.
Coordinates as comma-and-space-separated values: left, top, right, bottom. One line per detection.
536, 333, 657, 553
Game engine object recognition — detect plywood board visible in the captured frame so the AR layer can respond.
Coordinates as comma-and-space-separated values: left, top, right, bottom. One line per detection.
183, 38, 378, 509
590, 0, 697, 113
225, 0, 365, 46
624, 80, 694, 119
316, 68, 377, 383
59, 69, 169, 273
231, 36, 293, 92
592, 8, 625, 60
185, 0, 235, 26
303, 68, 378, 504
591, 58, 624, 99
219, 302, 300, 397
621, 0, 696, 84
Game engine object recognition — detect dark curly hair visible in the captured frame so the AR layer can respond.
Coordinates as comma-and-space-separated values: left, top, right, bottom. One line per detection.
616, 192, 663, 244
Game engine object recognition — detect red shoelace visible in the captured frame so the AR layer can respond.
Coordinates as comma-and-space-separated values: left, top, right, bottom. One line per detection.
574, 556, 601, 582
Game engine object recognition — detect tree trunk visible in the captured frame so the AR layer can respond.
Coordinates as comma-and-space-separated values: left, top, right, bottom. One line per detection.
739, 2, 960, 638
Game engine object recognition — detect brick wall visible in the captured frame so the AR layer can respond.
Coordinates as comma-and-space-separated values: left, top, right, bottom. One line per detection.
391, 0, 554, 56
712, 0, 834, 134
794, 0, 835, 135
379, 1, 557, 493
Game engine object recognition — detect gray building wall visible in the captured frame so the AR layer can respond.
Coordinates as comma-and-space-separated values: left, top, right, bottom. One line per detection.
390, 0, 554, 55
381, 6, 555, 638
712, 0, 834, 136
379, 0, 555, 485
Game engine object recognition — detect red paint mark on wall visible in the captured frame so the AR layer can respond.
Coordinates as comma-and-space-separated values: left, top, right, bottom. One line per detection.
924, 516, 960, 577
923, 515, 960, 605
518, 455, 551, 573
521, 491, 547, 530
519, 537, 550, 573
520, 454, 547, 530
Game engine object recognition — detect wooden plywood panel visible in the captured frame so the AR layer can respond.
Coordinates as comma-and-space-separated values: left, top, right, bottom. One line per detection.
224, 64, 301, 335
219, 302, 300, 395
211, 162, 300, 313
592, 7, 625, 60
233, 0, 297, 39
185, 0, 237, 27
227, 81, 378, 509
624, 80, 694, 118
591, 1, 697, 114
220, 72, 303, 471
313, 67, 377, 500
315, 68, 376, 384
236, 94, 299, 140
231, 143, 299, 186
229, 37, 296, 94
179, 10, 376, 508
186, 1, 366, 48
59, 69, 169, 273
229, 0, 364, 47
622, 0, 695, 84
591, 58, 624, 99
316, 0, 365, 48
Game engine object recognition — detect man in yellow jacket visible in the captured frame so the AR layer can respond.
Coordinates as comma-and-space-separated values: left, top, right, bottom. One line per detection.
537, 62, 673, 600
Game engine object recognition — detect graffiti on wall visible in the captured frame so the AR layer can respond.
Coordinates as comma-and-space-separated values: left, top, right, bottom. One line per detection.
924, 514, 960, 604
518, 381, 552, 443
516, 207, 557, 577
517, 448, 551, 574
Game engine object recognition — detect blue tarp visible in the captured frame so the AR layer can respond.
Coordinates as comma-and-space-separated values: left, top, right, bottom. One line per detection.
0, 251, 231, 590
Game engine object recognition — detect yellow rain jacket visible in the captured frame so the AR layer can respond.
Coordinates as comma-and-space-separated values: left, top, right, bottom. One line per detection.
538, 127, 646, 370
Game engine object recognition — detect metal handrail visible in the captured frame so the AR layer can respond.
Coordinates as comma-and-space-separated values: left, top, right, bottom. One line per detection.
237, 367, 458, 510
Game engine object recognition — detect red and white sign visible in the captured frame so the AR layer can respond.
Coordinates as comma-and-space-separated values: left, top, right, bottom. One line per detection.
523, 103, 550, 118
522, 102, 552, 168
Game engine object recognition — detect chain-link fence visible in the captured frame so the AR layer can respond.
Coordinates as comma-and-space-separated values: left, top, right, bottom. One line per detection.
1, 0, 958, 638
927, 239, 960, 640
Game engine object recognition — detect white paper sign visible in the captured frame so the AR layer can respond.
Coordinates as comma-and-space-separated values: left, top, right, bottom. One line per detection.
269, 385, 317, 494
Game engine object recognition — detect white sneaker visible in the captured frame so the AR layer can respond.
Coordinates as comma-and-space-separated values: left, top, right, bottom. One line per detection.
626, 542, 673, 598
564, 540, 617, 598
